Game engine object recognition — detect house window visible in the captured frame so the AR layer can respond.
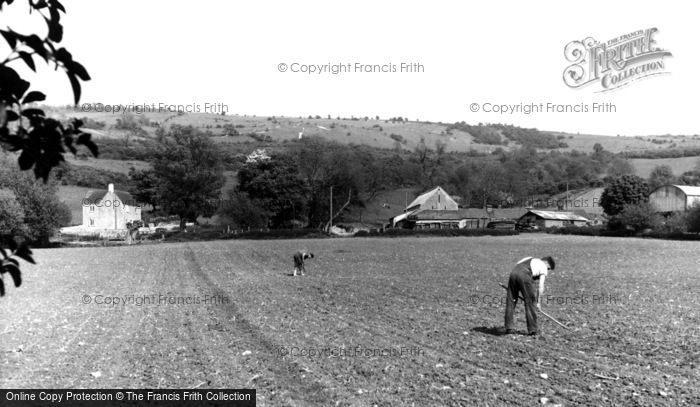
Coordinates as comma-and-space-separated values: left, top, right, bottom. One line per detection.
90, 205, 95, 212
89, 218, 94, 226
438, 194, 441, 203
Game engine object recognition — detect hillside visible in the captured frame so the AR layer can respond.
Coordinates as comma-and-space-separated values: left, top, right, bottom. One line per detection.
42, 107, 700, 228
45, 106, 700, 155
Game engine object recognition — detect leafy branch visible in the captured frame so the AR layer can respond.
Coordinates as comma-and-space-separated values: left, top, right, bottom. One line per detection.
1, 0, 95, 296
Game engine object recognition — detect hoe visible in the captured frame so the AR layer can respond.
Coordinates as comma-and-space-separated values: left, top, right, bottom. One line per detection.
499, 283, 572, 331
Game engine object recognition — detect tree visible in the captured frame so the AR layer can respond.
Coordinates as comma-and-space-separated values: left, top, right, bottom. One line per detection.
648, 165, 675, 190
600, 175, 650, 216
150, 125, 225, 230
0, 154, 71, 246
593, 143, 604, 155
1, 0, 95, 296
606, 158, 635, 178
678, 169, 700, 186
0, 189, 26, 239
128, 167, 159, 211
219, 191, 271, 229
235, 155, 310, 228
610, 202, 660, 232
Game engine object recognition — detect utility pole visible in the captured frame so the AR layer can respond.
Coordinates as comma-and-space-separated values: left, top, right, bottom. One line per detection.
329, 186, 333, 230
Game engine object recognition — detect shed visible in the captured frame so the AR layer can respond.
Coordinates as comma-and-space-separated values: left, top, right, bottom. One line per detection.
409, 209, 491, 229
648, 185, 700, 213
518, 210, 589, 228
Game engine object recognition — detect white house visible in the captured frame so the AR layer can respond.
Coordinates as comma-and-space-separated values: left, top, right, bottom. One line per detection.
82, 184, 141, 230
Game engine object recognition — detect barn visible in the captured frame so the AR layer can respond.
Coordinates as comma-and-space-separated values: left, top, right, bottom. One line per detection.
390, 186, 458, 227
408, 209, 491, 229
518, 210, 589, 228
405, 186, 458, 213
648, 185, 700, 213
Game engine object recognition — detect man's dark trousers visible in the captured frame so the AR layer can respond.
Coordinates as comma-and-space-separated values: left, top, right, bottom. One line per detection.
504, 262, 539, 334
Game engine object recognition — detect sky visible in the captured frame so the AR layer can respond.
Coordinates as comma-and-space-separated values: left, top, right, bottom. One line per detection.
2, 0, 698, 136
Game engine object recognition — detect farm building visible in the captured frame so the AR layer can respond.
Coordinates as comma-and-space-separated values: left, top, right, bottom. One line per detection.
408, 209, 491, 229
390, 186, 458, 227
405, 186, 458, 212
491, 207, 529, 221
518, 210, 589, 228
82, 184, 141, 230
648, 185, 700, 213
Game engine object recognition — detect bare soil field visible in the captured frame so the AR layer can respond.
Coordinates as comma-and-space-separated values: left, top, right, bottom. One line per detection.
1, 235, 698, 405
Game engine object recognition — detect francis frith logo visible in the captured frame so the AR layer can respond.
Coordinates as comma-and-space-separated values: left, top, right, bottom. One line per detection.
563, 28, 672, 92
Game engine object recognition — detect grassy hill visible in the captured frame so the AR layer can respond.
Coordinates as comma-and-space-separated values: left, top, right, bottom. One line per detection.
629, 156, 700, 178
44, 106, 700, 155
43, 106, 699, 228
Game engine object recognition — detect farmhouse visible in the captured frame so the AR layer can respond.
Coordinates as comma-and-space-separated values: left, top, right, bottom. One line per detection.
390, 186, 458, 227
83, 184, 141, 230
409, 208, 491, 229
649, 185, 700, 213
518, 209, 589, 228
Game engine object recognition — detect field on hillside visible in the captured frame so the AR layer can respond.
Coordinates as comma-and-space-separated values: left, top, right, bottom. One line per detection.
46, 107, 700, 154
65, 156, 151, 174
630, 155, 700, 178
1, 235, 698, 405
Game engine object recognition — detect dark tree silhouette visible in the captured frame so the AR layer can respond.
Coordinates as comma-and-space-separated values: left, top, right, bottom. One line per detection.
1, 0, 95, 295
600, 175, 650, 216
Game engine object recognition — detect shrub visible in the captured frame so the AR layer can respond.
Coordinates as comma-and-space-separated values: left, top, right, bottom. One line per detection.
658, 212, 688, 233
610, 202, 661, 232
687, 204, 700, 233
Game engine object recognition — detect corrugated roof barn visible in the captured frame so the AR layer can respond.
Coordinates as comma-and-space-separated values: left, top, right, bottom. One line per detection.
649, 185, 700, 212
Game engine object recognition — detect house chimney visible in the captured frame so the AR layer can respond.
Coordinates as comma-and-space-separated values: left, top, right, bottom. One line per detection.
108, 183, 114, 193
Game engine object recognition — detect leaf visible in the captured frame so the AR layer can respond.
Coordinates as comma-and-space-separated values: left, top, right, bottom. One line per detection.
5, 110, 19, 122
0, 29, 17, 48
69, 61, 90, 81
3, 258, 19, 267
46, 8, 63, 42
22, 90, 45, 104
18, 150, 35, 170
14, 244, 34, 264
83, 139, 98, 157
18, 51, 35, 71
67, 72, 81, 105
53, 0, 65, 13
3, 263, 21, 288
23, 34, 47, 61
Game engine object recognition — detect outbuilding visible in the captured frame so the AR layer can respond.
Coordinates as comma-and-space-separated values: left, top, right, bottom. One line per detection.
409, 209, 491, 229
648, 185, 700, 213
518, 210, 589, 228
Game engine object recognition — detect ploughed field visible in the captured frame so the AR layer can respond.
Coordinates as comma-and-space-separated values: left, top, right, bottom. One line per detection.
1, 235, 698, 405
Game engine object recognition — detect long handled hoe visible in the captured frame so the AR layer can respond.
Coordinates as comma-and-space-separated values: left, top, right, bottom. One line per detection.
499, 283, 572, 331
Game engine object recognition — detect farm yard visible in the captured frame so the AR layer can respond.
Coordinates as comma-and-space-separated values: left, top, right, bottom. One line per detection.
1, 235, 699, 406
